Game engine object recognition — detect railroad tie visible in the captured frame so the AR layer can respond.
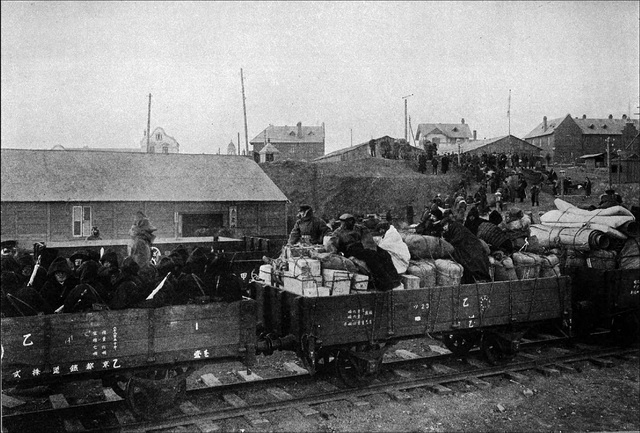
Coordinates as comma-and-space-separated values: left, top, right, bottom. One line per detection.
503, 371, 530, 383
1, 393, 25, 408
200, 373, 223, 387
236, 370, 263, 382
387, 390, 412, 401
179, 402, 223, 432
430, 363, 457, 374
395, 349, 420, 359
428, 384, 453, 395
535, 366, 561, 377
346, 396, 371, 410
465, 377, 492, 389
266, 387, 293, 401
551, 363, 577, 373
589, 358, 615, 368
283, 362, 309, 375
428, 345, 451, 355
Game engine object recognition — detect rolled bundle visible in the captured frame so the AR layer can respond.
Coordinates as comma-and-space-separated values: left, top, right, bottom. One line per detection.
541, 209, 635, 229
587, 249, 617, 270
400, 233, 455, 260
406, 259, 437, 288
493, 256, 518, 281
512, 252, 543, 280
539, 254, 561, 278
540, 211, 629, 239
619, 238, 640, 270
530, 225, 609, 251
434, 259, 464, 286
618, 220, 639, 238
555, 198, 634, 217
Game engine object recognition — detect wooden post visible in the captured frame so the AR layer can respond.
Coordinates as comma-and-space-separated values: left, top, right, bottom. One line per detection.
241, 69, 249, 157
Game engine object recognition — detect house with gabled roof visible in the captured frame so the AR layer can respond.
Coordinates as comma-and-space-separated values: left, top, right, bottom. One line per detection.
1, 149, 288, 247
415, 119, 474, 150
250, 122, 325, 162
524, 114, 639, 163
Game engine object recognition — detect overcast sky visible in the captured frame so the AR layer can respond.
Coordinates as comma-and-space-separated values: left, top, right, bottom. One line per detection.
2, 1, 638, 155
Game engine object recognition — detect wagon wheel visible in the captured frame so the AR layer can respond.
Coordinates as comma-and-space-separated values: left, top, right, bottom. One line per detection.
480, 333, 515, 365
125, 366, 191, 419
335, 343, 384, 388
442, 332, 478, 357
611, 313, 640, 346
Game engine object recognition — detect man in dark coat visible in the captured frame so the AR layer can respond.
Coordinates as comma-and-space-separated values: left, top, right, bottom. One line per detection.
1, 271, 51, 317
203, 254, 243, 302
108, 257, 146, 310
442, 217, 492, 284
288, 205, 330, 245
39, 257, 78, 313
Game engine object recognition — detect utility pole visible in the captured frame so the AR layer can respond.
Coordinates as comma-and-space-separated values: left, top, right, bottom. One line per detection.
146, 93, 152, 152
350, 128, 353, 147
606, 137, 612, 189
507, 89, 511, 136
402, 94, 413, 141
238, 132, 241, 155
241, 68, 249, 157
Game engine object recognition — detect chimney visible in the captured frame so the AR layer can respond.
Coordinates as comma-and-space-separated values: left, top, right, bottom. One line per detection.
608, 114, 613, 119
461, 118, 465, 124
582, 114, 587, 119
297, 121, 303, 139
473, 130, 477, 140
543, 116, 547, 131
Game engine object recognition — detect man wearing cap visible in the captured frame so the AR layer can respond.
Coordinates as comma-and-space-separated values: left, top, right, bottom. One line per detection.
287, 205, 330, 245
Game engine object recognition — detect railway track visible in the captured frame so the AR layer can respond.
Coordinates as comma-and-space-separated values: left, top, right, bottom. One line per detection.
2, 334, 638, 433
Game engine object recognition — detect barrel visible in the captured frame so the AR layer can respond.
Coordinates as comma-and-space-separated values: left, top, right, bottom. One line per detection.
406, 259, 437, 288
434, 259, 464, 286
512, 252, 542, 280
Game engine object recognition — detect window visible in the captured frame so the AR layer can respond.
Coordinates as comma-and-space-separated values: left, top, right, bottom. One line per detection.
72, 206, 91, 237
162, 145, 169, 154
179, 213, 224, 237
156, 133, 162, 140
265, 153, 274, 162
149, 145, 155, 153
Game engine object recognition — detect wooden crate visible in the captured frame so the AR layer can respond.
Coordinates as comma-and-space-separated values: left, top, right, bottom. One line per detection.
1, 300, 256, 385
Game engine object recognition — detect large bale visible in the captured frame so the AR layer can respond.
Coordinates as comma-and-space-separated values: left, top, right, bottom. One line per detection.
434, 259, 463, 286
309, 251, 359, 273
619, 238, 640, 269
493, 256, 518, 281
539, 254, 561, 278
512, 252, 542, 280
400, 233, 454, 260
405, 259, 437, 288
565, 249, 587, 269
587, 249, 617, 270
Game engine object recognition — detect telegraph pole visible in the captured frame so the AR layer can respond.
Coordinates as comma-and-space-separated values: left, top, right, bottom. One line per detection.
241, 68, 249, 156
606, 137, 612, 189
146, 93, 152, 152
402, 94, 413, 141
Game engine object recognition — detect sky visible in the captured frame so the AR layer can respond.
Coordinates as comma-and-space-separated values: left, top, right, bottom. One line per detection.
2, 1, 639, 156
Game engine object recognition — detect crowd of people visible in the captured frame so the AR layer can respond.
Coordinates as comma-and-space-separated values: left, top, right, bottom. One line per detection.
1, 215, 244, 318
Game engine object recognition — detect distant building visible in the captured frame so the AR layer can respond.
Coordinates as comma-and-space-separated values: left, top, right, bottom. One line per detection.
227, 140, 237, 155
259, 143, 281, 163
139, 127, 179, 153
415, 119, 474, 150
436, 135, 542, 157
250, 122, 325, 162
314, 136, 422, 163
524, 114, 639, 163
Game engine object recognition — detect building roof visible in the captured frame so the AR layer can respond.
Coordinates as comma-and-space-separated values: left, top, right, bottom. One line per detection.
313, 136, 422, 161
524, 114, 639, 139
250, 124, 325, 144
579, 153, 606, 159
436, 135, 541, 154
415, 123, 472, 140
1, 149, 289, 203
259, 143, 281, 154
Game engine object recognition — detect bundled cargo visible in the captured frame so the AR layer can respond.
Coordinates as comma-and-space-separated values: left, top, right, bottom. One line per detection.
405, 259, 437, 288
619, 238, 640, 270
565, 249, 588, 269
529, 225, 609, 251
434, 259, 464, 286
512, 252, 543, 279
400, 274, 421, 290
284, 257, 322, 286
400, 233, 455, 260
351, 273, 369, 292
493, 256, 518, 281
309, 251, 359, 273
322, 269, 352, 295
586, 249, 617, 270
539, 254, 561, 278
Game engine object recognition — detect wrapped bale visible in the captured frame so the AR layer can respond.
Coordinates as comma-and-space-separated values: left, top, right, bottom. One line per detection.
619, 238, 640, 270
406, 259, 437, 288
310, 251, 359, 273
530, 225, 610, 251
512, 252, 542, 280
434, 259, 464, 286
493, 256, 518, 281
565, 249, 587, 269
400, 233, 455, 260
540, 254, 561, 278
587, 250, 617, 270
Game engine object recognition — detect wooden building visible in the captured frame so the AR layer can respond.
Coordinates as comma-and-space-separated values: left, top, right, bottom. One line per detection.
415, 119, 474, 149
250, 122, 325, 162
313, 136, 422, 163
524, 114, 639, 164
1, 149, 289, 248
436, 135, 542, 157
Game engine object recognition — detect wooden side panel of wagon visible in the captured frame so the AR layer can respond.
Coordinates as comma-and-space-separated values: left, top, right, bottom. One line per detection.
1, 300, 256, 385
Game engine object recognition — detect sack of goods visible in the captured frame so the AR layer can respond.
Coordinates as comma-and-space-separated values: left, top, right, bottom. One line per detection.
310, 251, 359, 273
400, 233, 455, 260
405, 259, 437, 288
434, 259, 464, 287
586, 249, 617, 270
493, 256, 518, 281
539, 254, 561, 278
512, 252, 543, 280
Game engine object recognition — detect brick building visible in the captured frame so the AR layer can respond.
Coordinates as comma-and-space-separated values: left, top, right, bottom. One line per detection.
250, 122, 325, 162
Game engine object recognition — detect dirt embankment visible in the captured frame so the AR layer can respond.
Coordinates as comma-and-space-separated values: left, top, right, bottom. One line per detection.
260, 159, 461, 227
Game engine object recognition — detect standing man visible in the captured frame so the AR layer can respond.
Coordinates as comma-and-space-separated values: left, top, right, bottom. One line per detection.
287, 204, 330, 245
530, 183, 540, 207
441, 154, 450, 174
585, 177, 592, 198
369, 139, 376, 157
432, 156, 439, 175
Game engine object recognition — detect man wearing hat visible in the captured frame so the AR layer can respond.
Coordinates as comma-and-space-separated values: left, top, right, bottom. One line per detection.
287, 204, 330, 245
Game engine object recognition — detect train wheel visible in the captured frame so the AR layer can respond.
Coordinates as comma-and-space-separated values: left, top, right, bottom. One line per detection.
125, 366, 191, 419
611, 313, 640, 346
442, 332, 477, 357
335, 343, 384, 388
480, 334, 514, 365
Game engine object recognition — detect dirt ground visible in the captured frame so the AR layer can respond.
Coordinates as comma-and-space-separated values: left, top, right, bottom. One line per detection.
273, 353, 639, 433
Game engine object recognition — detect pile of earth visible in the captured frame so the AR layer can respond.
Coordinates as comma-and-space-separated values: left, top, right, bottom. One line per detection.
259, 158, 461, 229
